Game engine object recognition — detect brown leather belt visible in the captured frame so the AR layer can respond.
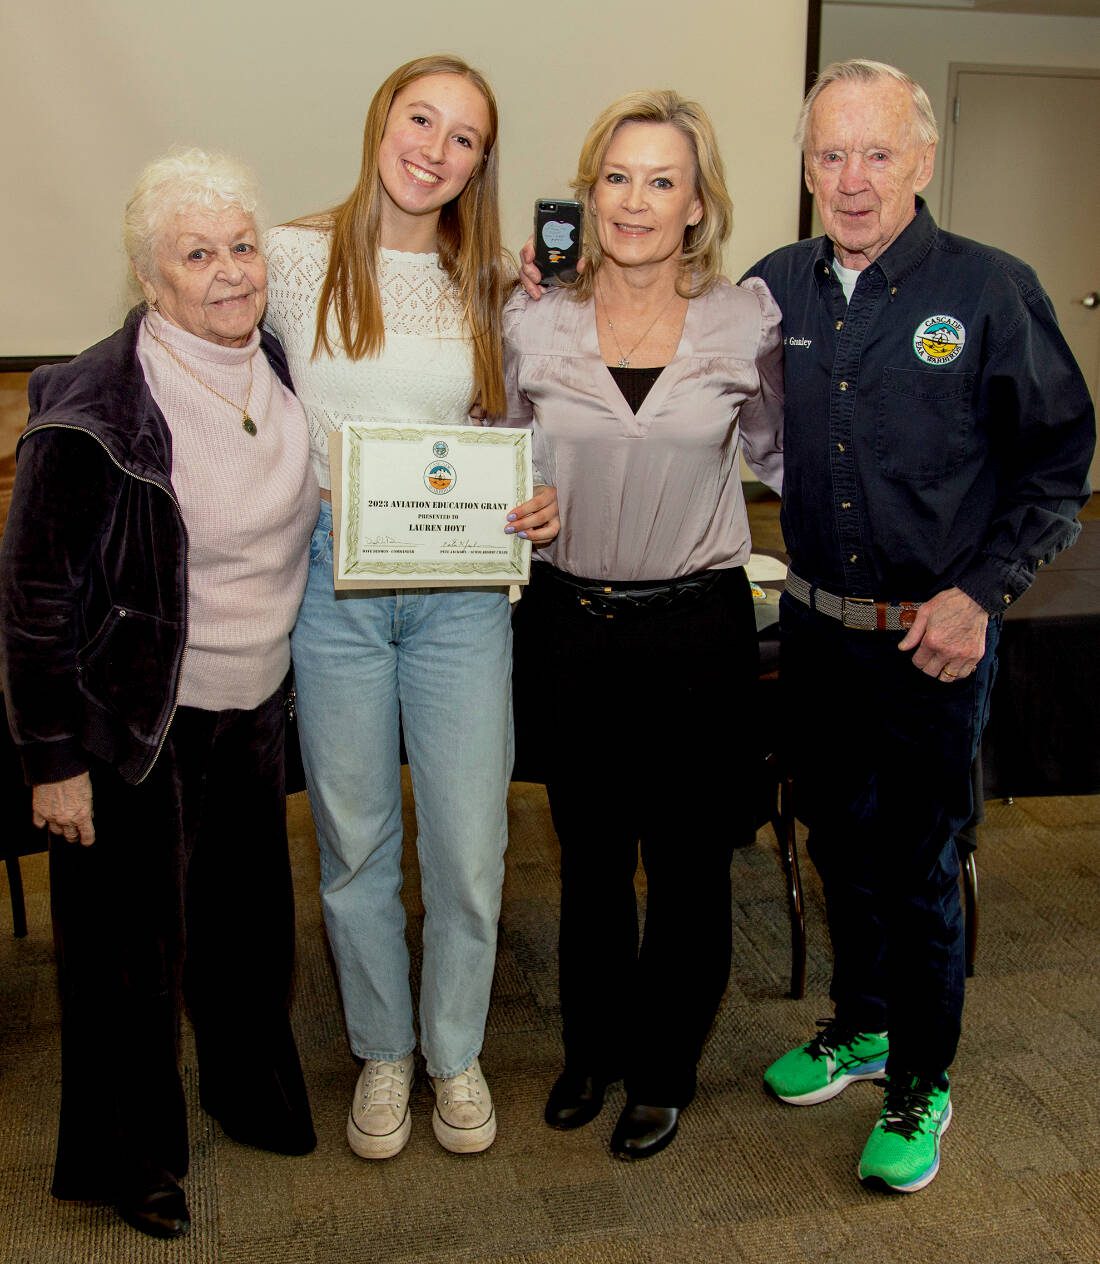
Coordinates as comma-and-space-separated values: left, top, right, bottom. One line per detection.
785, 571, 922, 632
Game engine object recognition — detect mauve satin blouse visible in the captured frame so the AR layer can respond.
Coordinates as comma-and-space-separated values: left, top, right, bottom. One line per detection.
502, 276, 784, 581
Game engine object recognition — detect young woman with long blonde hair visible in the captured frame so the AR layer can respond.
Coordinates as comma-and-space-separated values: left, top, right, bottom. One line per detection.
265, 54, 557, 1160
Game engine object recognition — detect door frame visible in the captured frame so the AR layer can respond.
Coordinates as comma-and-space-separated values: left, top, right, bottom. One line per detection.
940, 62, 1100, 231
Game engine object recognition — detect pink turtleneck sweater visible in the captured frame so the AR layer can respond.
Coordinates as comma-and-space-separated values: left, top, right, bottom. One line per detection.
138, 311, 319, 712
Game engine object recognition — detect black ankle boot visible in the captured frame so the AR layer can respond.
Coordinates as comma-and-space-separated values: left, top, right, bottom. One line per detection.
117, 1180, 191, 1239
609, 1102, 680, 1160
544, 1069, 613, 1130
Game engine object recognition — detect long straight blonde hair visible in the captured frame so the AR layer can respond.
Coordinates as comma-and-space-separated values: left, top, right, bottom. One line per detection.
299, 54, 508, 417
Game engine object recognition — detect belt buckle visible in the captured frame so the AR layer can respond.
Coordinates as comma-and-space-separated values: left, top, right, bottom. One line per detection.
842, 596, 875, 631
896, 601, 919, 629
845, 596, 919, 631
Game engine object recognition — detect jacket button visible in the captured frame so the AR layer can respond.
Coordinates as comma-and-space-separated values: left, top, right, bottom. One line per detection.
838, 381, 849, 391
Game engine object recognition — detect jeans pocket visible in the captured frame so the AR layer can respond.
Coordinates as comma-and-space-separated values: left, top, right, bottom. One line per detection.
308, 511, 334, 568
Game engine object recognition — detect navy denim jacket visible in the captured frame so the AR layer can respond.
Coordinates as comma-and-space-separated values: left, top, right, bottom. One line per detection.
0, 306, 295, 786
746, 199, 1095, 614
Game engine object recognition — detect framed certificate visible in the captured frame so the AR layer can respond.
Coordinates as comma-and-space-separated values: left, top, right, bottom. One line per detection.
330, 422, 532, 589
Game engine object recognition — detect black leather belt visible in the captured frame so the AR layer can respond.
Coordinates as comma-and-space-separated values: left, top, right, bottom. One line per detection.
542, 564, 727, 618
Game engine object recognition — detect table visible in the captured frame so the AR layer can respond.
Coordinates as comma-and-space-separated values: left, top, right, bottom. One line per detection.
981, 520, 1100, 799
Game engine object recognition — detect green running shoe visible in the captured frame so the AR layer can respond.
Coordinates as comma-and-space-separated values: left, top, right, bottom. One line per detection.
764, 1020, 889, 1105
858, 1073, 952, 1193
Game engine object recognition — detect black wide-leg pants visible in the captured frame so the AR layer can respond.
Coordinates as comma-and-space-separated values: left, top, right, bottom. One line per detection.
513, 565, 759, 1107
49, 686, 314, 1202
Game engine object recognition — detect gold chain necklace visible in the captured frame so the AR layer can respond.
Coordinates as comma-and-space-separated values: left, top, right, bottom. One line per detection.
599, 282, 678, 368
147, 325, 259, 436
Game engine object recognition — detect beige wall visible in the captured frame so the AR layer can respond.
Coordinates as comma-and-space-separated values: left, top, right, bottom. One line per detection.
820, 3, 1100, 218
0, 0, 808, 357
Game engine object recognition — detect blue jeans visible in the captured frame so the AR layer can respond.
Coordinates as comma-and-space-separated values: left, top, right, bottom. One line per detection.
291, 502, 512, 1078
780, 594, 1000, 1077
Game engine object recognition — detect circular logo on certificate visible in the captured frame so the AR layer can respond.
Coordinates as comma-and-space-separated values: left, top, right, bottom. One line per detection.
424, 461, 457, 495
913, 314, 965, 365
432, 440, 449, 458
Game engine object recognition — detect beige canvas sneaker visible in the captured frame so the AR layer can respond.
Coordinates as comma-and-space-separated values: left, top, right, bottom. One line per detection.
346, 1054, 414, 1159
430, 1056, 497, 1153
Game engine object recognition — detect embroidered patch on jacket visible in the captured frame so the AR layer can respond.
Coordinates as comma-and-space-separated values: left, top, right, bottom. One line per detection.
913, 315, 965, 365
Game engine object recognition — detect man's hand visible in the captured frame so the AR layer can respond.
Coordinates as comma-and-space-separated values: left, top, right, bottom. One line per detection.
518, 237, 544, 300
32, 772, 95, 846
517, 237, 587, 301
506, 484, 560, 545
898, 586, 988, 682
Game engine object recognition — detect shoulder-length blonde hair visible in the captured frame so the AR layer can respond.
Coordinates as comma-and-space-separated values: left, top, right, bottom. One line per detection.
570, 89, 732, 301
299, 54, 508, 417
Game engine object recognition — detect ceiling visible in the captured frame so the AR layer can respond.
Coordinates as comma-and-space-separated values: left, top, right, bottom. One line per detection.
825, 0, 1100, 17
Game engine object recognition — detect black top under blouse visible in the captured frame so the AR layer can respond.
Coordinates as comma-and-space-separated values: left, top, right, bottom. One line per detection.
607, 364, 664, 414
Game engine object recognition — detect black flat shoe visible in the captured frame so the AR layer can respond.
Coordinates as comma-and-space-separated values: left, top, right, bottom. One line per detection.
610, 1103, 680, 1160
544, 1069, 612, 1130
117, 1181, 191, 1239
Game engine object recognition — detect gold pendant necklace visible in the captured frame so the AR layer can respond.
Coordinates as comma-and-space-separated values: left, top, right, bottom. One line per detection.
599, 282, 677, 368
147, 324, 259, 436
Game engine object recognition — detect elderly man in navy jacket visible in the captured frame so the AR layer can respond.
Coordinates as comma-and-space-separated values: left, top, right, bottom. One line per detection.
747, 59, 1094, 1194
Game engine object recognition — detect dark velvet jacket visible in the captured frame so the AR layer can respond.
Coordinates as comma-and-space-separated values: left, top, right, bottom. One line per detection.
0, 306, 295, 786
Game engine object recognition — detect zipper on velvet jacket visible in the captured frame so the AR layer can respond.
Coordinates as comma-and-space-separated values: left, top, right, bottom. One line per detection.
23, 422, 190, 784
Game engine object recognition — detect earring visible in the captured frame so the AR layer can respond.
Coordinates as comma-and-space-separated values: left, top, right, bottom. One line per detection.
147, 296, 158, 311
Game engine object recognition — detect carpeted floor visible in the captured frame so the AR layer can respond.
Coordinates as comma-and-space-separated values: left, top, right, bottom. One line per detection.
1, 776, 1098, 1264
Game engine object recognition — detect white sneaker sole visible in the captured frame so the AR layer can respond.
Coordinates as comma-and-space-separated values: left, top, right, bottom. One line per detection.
432, 1106, 497, 1154
347, 1106, 412, 1159
772, 1062, 887, 1106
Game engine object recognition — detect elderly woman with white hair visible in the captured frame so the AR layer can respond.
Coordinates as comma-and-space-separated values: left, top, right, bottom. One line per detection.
0, 148, 319, 1239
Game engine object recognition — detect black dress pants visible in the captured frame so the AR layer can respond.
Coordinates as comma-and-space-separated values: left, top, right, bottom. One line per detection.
49, 686, 315, 1201
513, 565, 759, 1107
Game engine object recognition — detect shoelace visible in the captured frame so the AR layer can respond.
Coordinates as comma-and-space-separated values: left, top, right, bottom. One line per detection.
879, 1079, 937, 1139
805, 1018, 863, 1062
361, 1062, 409, 1108
439, 1065, 482, 1105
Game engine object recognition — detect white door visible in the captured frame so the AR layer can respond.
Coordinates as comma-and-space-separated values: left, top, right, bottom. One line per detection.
943, 67, 1100, 486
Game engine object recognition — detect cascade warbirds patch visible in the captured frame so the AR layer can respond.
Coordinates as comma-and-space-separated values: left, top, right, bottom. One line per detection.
913, 314, 966, 365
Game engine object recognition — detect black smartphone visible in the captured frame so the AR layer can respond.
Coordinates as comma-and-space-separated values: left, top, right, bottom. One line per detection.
534, 198, 582, 286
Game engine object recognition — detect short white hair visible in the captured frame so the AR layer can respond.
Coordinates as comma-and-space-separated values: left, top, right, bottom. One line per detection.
795, 59, 940, 152
123, 147, 263, 280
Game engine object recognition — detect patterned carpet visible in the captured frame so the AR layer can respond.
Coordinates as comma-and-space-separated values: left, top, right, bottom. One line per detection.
1, 777, 1098, 1264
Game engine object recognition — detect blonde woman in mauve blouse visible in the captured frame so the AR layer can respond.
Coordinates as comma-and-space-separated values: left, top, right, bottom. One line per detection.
509, 89, 784, 1161
263, 54, 558, 1162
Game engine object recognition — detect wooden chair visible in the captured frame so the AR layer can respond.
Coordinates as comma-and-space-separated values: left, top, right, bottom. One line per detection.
1, 698, 48, 937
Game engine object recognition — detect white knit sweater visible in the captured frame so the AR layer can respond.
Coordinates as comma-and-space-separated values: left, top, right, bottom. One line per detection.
263, 224, 475, 492
138, 311, 319, 712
